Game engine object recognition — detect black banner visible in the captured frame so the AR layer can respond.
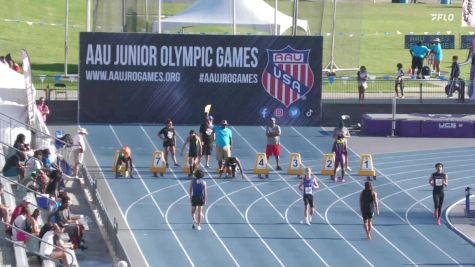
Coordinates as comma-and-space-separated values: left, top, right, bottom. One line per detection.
460, 35, 474, 49
404, 35, 454, 49
79, 33, 322, 125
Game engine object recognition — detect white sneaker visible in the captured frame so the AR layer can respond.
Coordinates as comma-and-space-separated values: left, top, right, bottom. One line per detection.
309, 216, 313, 223
306, 218, 310, 225
196, 225, 202, 231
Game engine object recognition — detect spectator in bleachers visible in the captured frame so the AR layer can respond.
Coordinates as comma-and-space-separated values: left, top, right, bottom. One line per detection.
13, 133, 31, 158
46, 170, 65, 198
0, 183, 11, 223
0, 56, 5, 64
23, 150, 45, 184
42, 148, 62, 173
26, 208, 41, 252
39, 223, 72, 266
54, 195, 87, 250
12, 207, 29, 242
2, 151, 26, 178
36, 97, 50, 123
9, 195, 32, 230
72, 128, 88, 179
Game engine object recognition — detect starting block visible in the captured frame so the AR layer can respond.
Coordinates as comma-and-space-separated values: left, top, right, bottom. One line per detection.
182, 152, 191, 173
253, 153, 269, 178
150, 151, 166, 177
358, 154, 376, 181
287, 153, 304, 178
112, 150, 120, 173
321, 154, 336, 176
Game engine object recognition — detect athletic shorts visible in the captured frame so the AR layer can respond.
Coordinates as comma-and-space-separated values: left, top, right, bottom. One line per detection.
202, 143, 213, 156
411, 57, 423, 70
216, 146, 231, 161
362, 212, 373, 220
303, 194, 314, 208
72, 150, 84, 164
163, 140, 175, 148
191, 195, 205, 206
266, 144, 281, 157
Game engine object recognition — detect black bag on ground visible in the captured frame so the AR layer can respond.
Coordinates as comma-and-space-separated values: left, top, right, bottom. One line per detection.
421, 66, 431, 77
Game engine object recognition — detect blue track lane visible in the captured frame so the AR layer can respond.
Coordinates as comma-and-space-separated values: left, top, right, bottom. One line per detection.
84, 125, 475, 267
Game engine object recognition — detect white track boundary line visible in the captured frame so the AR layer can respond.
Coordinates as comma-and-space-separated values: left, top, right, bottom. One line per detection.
445, 195, 475, 246
111, 124, 195, 267
233, 126, 373, 266
376, 150, 475, 166
319, 126, 465, 266
291, 126, 419, 266
374, 148, 475, 161
84, 128, 150, 267
168, 126, 246, 266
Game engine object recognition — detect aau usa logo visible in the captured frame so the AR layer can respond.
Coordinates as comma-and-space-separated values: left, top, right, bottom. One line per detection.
261, 46, 314, 107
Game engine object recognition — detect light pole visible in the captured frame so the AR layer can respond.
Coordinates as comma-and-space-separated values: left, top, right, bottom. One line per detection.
64, 0, 69, 75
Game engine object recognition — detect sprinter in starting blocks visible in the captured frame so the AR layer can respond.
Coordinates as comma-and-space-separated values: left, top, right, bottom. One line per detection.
253, 153, 269, 178
358, 154, 376, 181
113, 146, 134, 178
150, 150, 166, 177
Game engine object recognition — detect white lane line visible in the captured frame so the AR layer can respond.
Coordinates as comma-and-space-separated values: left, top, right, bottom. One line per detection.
244, 187, 291, 267
321, 128, 465, 267
291, 127, 418, 266
375, 167, 462, 266
172, 126, 247, 266
380, 176, 474, 202
445, 195, 475, 246
374, 148, 475, 161
233, 126, 373, 266
375, 150, 475, 166
405, 185, 471, 267
84, 128, 150, 267
111, 124, 195, 267
377, 158, 475, 171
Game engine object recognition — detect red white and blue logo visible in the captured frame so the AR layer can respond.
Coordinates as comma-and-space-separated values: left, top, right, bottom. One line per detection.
261, 46, 315, 107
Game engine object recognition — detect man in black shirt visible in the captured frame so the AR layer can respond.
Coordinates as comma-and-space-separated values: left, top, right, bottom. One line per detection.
158, 119, 179, 167
429, 163, 448, 225
199, 115, 215, 168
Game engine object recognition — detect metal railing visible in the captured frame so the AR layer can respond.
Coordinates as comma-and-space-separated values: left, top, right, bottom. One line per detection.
0, 221, 77, 267
0, 112, 73, 164
0, 172, 49, 213
322, 78, 470, 103
81, 165, 130, 265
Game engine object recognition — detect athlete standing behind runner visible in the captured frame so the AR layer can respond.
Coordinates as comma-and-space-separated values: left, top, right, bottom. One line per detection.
158, 119, 179, 167
181, 130, 202, 178
331, 134, 347, 181
429, 163, 448, 225
360, 181, 379, 240
189, 169, 207, 230
298, 168, 319, 225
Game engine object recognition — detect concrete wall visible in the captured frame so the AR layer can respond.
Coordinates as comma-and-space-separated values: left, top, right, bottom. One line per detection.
46, 100, 475, 126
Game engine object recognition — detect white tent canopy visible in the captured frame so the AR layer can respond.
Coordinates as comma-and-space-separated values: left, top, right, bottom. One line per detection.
0, 62, 51, 151
153, 0, 309, 35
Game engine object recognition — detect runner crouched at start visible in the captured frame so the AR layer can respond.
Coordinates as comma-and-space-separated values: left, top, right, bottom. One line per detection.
116, 146, 134, 178
219, 156, 245, 179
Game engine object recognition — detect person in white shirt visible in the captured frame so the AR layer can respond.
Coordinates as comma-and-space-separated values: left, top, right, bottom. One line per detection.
39, 223, 71, 266
12, 208, 29, 242
72, 128, 88, 178
23, 150, 44, 184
